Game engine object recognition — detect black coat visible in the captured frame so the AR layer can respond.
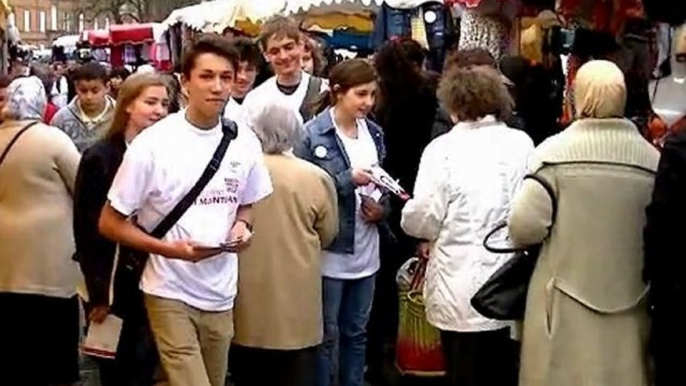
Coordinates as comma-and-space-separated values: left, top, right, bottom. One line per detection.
644, 131, 686, 386
73, 134, 126, 307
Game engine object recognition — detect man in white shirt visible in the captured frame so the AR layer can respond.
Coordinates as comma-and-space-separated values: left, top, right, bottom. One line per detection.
223, 37, 262, 121
99, 35, 273, 386
242, 16, 327, 126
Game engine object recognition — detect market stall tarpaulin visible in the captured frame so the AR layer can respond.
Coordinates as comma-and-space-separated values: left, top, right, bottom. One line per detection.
109, 24, 155, 45
162, 0, 285, 36
285, 0, 384, 33
82, 29, 111, 47
216, 0, 286, 35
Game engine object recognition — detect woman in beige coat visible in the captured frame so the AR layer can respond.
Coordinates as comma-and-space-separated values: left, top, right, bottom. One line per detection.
509, 60, 659, 386
231, 102, 339, 386
0, 76, 81, 385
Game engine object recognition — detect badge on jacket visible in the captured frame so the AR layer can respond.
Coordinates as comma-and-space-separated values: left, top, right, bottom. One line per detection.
314, 145, 328, 159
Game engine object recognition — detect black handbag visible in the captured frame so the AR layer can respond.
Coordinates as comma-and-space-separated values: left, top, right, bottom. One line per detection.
470, 174, 558, 321
112, 119, 238, 313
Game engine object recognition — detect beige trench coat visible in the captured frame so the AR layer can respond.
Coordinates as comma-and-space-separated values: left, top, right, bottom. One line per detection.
233, 154, 338, 350
509, 119, 659, 386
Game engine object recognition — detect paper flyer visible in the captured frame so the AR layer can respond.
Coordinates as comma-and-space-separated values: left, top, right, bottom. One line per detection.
82, 315, 123, 360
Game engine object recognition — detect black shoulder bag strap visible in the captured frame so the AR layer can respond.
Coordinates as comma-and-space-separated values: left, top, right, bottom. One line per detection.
299, 76, 323, 122
150, 118, 238, 238
0, 121, 40, 169
483, 173, 558, 254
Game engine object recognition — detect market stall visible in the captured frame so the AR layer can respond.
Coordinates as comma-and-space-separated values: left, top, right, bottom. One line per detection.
369, 0, 455, 70
79, 24, 168, 70
52, 35, 80, 62
285, 0, 382, 32
162, 0, 285, 36
161, 0, 284, 67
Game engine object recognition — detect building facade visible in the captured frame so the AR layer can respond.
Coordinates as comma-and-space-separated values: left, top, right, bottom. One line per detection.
8, 0, 110, 47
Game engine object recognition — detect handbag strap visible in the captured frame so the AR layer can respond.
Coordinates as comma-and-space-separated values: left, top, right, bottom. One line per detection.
0, 121, 40, 169
483, 173, 558, 254
410, 258, 428, 291
150, 118, 238, 238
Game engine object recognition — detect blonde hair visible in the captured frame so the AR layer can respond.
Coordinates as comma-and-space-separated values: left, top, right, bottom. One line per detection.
106, 73, 168, 140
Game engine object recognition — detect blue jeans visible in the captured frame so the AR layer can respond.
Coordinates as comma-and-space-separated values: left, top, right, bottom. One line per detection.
317, 275, 376, 386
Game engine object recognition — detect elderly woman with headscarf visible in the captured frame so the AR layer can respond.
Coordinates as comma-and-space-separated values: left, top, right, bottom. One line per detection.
0, 76, 82, 385
231, 102, 338, 386
508, 60, 659, 386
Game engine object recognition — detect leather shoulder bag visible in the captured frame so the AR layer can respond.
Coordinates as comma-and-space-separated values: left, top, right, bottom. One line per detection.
471, 173, 558, 321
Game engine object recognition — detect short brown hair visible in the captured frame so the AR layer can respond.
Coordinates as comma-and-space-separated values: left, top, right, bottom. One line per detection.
258, 16, 301, 50
229, 37, 263, 68
444, 48, 496, 71
181, 34, 239, 77
438, 67, 512, 122
313, 59, 376, 114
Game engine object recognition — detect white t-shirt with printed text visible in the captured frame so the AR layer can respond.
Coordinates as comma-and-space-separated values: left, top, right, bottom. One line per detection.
322, 110, 381, 279
107, 112, 273, 311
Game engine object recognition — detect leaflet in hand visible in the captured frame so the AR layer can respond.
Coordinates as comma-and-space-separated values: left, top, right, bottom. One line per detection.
193, 240, 241, 253
370, 166, 411, 201
82, 315, 123, 360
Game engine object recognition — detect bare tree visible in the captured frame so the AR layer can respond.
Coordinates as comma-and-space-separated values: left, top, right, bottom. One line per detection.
75, 0, 202, 24
147, 0, 200, 22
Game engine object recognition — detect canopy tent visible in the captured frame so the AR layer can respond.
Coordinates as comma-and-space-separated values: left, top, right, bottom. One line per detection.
52, 35, 80, 48
109, 24, 155, 45
285, 0, 383, 32
285, 0, 384, 15
81, 24, 158, 47
162, 0, 285, 36
82, 29, 110, 47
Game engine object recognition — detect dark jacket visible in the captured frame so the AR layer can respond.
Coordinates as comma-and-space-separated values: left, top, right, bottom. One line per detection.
295, 108, 389, 254
73, 134, 126, 307
375, 73, 438, 258
371, 2, 455, 70
644, 131, 686, 386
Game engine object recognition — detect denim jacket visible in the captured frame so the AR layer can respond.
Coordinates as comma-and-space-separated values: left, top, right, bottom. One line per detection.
294, 108, 390, 254
370, 2, 454, 71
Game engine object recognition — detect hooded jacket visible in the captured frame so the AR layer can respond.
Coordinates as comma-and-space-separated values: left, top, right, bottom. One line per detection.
50, 95, 116, 153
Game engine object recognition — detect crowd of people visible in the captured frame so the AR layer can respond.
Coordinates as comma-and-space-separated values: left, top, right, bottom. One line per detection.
0, 13, 683, 386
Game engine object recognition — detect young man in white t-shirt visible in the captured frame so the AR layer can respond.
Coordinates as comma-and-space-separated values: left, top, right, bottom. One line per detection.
99, 35, 273, 386
241, 16, 327, 126
223, 37, 261, 121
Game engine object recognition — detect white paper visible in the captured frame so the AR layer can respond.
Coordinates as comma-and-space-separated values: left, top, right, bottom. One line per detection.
369, 166, 410, 201
82, 315, 123, 359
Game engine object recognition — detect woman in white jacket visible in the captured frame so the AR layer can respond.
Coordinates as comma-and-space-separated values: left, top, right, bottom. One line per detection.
401, 67, 534, 386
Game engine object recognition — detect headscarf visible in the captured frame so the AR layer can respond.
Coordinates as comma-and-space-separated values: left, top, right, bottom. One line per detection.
5, 76, 46, 121
574, 60, 626, 119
